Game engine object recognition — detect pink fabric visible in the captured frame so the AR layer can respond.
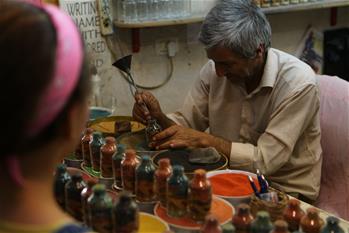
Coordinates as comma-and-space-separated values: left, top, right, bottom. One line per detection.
315, 75, 349, 220
27, 4, 83, 137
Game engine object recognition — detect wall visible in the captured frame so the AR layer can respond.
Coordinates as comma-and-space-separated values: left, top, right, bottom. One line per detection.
97, 6, 349, 116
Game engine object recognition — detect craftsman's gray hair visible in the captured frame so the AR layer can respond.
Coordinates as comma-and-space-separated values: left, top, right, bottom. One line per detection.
199, 0, 271, 58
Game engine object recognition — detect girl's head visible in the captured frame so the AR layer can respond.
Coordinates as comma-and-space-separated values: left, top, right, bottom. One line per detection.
0, 1, 91, 184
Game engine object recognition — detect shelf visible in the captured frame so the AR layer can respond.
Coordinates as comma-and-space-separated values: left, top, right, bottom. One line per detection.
114, 16, 204, 28
114, 0, 349, 28
263, 0, 349, 14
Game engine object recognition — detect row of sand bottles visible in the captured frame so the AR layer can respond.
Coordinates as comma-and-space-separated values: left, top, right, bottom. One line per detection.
225, 200, 345, 233
54, 164, 139, 233
74, 128, 214, 221
114, 147, 213, 222
254, 0, 321, 8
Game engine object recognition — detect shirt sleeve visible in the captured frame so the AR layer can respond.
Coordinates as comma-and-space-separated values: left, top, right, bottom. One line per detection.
167, 62, 213, 131
229, 84, 320, 175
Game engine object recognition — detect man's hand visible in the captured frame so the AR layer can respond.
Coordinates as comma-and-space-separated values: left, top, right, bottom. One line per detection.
150, 125, 211, 150
132, 91, 163, 124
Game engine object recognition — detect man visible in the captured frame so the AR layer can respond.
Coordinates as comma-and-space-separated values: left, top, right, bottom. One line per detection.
133, 0, 322, 202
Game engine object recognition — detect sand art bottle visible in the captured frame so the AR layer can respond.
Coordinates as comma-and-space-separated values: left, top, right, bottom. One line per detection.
167, 165, 188, 217
300, 208, 324, 233
113, 192, 139, 233
135, 155, 156, 202
88, 184, 113, 233
89, 131, 104, 172
82, 128, 94, 167
65, 173, 86, 221
232, 203, 254, 233
53, 164, 71, 210
201, 214, 222, 233
283, 199, 305, 232
188, 169, 212, 222
81, 179, 97, 226
121, 149, 139, 195
100, 137, 117, 178
154, 158, 172, 207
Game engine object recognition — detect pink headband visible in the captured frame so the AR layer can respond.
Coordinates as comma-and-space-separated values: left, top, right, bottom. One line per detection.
1, 2, 83, 187
27, 3, 83, 137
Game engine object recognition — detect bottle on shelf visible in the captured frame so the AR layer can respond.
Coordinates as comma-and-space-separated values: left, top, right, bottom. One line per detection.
123, 0, 138, 22
137, 0, 148, 21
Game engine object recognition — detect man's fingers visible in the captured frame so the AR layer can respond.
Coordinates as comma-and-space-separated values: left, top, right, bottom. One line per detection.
156, 140, 188, 150
153, 126, 177, 141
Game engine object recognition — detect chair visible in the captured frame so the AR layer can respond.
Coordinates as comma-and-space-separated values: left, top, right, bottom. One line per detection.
315, 75, 349, 221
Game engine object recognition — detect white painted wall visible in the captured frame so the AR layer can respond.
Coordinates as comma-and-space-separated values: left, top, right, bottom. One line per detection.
97, 6, 349, 116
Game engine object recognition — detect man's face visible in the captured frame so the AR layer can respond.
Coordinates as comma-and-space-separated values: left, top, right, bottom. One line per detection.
206, 46, 263, 84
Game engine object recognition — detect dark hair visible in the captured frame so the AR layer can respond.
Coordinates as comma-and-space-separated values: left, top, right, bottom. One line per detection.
0, 1, 91, 156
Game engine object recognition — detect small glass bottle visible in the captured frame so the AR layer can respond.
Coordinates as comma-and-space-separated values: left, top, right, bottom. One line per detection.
201, 214, 222, 233
290, 0, 299, 3
271, 0, 280, 6
281, 0, 289, 5
145, 119, 162, 145
321, 216, 345, 233
81, 179, 97, 226
53, 164, 71, 210
154, 158, 172, 207
123, 0, 137, 22
158, 0, 170, 19
113, 192, 139, 233
112, 144, 126, 189
89, 131, 104, 172
87, 184, 113, 233
300, 208, 324, 233
167, 165, 188, 218
283, 199, 305, 232
232, 203, 254, 233
183, 0, 191, 17
121, 149, 140, 195
261, 0, 271, 7
65, 173, 87, 221
188, 169, 212, 222
271, 220, 290, 233
135, 155, 156, 202
82, 128, 94, 167
254, 0, 262, 7
100, 137, 117, 178
137, 0, 148, 21
148, 0, 159, 20
250, 211, 273, 233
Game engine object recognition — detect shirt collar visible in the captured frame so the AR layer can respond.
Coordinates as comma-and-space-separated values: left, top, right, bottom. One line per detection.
247, 48, 278, 97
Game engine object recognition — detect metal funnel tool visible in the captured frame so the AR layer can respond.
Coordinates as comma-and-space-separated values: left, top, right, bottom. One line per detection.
112, 55, 132, 75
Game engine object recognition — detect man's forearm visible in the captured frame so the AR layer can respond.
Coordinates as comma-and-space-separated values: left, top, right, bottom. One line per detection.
201, 133, 232, 158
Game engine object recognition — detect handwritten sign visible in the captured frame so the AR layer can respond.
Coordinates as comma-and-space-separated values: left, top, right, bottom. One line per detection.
59, 0, 111, 70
